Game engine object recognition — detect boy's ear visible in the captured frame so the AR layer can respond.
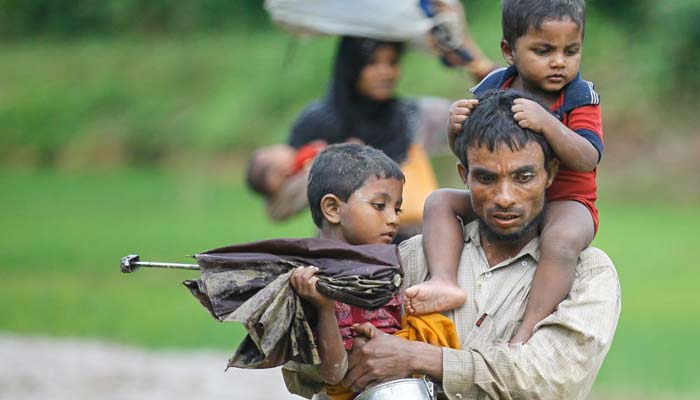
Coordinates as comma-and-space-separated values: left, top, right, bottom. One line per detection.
320, 194, 343, 225
500, 39, 515, 65
545, 159, 560, 189
457, 162, 469, 187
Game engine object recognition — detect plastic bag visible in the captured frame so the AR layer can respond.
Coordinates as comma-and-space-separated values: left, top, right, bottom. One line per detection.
264, 0, 456, 41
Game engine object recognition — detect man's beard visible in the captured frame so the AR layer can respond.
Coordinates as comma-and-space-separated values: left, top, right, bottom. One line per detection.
479, 205, 546, 243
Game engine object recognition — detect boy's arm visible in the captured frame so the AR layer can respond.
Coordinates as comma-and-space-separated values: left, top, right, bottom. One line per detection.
290, 267, 347, 384
512, 98, 599, 172
422, 189, 474, 281
447, 99, 479, 156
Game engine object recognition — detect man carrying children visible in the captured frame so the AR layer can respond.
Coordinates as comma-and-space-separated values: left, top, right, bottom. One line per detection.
284, 89, 620, 399
282, 0, 620, 398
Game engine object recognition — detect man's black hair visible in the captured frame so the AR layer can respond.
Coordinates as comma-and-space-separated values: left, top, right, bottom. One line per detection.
502, 0, 586, 47
454, 89, 555, 171
307, 143, 405, 228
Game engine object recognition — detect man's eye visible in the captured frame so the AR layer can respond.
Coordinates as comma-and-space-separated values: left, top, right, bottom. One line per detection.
372, 202, 386, 210
515, 173, 534, 183
477, 175, 495, 184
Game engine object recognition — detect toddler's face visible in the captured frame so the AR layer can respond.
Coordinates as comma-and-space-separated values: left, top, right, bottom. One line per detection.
256, 146, 296, 195
504, 18, 582, 97
336, 177, 403, 245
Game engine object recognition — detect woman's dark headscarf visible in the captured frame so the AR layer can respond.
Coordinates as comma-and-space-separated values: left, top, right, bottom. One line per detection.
289, 36, 412, 163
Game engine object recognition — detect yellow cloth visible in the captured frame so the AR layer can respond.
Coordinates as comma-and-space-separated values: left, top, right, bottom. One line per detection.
398, 145, 439, 226
325, 313, 460, 400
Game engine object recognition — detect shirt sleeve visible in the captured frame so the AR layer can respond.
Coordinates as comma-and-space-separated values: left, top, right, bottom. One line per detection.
441, 250, 621, 399
567, 104, 604, 161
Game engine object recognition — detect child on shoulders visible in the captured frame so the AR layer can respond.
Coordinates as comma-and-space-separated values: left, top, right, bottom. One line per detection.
406, 0, 603, 344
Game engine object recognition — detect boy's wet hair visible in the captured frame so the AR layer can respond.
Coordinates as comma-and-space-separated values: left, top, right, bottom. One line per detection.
307, 143, 405, 228
454, 89, 555, 171
502, 0, 586, 47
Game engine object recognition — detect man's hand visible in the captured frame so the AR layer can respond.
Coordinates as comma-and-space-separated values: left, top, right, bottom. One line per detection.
341, 323, 416, 392
289, 266, 335, 311
448, 99, 479, 154
511, 98, 558, 134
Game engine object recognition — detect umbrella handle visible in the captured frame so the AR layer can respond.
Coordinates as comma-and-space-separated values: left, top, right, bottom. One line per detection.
120, 254, 200, 273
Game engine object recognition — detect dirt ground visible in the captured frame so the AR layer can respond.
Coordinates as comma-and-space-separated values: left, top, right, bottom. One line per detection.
0, 334, 303, 400
3, 334, 697, 400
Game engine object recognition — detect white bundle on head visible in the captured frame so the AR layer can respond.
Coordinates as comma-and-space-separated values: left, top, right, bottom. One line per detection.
264, 0, 459, 43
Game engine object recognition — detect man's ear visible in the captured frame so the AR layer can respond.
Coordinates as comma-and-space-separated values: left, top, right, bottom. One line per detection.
320, 194, 343, 225
457, 162, 469, 187
545, 159, 560, 189
501, 39, 515, 65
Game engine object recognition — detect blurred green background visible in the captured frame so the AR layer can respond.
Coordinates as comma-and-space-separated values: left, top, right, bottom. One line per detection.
2, 0, 699, 398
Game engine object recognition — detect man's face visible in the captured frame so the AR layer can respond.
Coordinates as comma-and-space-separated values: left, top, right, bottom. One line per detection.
459, 141, 555, 242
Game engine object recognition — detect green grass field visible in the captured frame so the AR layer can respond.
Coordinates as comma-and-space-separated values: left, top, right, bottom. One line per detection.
2, 170, 699, 395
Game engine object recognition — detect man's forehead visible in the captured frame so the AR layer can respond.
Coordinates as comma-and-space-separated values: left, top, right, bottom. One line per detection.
466, 142, 545, 170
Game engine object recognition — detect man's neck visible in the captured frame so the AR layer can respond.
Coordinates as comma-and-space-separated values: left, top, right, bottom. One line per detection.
478, 226, 537, 268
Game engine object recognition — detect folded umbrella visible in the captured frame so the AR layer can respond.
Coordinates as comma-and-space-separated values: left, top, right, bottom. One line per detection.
122, 238, 403, 369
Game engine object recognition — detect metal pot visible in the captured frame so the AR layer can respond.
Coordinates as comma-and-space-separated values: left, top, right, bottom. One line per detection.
355, 377, 435, 400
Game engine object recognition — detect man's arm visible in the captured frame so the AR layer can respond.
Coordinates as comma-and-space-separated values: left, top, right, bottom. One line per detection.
442, 259, 621, 399
348, 241, 621, 399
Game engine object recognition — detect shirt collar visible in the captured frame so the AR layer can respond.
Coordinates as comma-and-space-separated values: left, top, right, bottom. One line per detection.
463, 220, 541, 267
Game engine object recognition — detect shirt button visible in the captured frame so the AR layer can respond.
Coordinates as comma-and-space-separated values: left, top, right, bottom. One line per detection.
521, 260, 528, 267
456, 394, 463, 399
484, 271, 492, 278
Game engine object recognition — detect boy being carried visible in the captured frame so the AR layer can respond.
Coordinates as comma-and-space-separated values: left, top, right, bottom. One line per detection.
285, 143, 458, 399
406, 0, 603, 344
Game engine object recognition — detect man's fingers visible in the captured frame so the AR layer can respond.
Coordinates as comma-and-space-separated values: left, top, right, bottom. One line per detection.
352, 322, 381, 339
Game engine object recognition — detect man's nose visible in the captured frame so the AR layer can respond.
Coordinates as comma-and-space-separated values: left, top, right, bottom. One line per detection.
494, 183, 516, 209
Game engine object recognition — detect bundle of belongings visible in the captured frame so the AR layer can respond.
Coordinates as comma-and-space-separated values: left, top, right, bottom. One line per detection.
183, 238, 403, 369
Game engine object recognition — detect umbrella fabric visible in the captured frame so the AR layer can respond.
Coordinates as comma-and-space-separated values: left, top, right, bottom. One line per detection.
182, 238, 403, 369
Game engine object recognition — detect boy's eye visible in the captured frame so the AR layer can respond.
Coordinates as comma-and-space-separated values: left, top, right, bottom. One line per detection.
372, 202, 386, 210
565, 47, 580, 56
395, 207, 403, 215
533, 48, 550, 55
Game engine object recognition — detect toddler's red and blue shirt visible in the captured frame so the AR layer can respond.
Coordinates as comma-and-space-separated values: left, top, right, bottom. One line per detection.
471, 66, 602, 230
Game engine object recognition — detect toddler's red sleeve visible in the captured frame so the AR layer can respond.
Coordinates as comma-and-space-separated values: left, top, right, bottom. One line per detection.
567, 104, 603, 161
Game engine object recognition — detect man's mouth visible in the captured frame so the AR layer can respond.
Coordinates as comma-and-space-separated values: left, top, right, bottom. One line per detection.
490, 213, 521, 228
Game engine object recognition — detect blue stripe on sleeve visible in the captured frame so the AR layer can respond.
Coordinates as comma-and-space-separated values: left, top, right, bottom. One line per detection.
575, 128, 603, 162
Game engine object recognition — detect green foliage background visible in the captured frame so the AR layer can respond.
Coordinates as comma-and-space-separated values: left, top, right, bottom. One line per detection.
1, 1, 699, 397
0, 0, 698, 167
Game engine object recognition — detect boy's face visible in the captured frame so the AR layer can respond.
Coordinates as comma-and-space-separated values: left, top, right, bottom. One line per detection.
336, 177, 403, 245
502, 18, 583, 97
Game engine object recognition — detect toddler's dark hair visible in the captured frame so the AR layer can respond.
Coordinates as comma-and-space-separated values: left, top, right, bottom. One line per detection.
454, 89, 555, 171
502, 0, 585, 47
307, 143, 405, 228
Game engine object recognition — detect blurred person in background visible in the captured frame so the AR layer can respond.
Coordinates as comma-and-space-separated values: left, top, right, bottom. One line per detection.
247, 1, 496, 241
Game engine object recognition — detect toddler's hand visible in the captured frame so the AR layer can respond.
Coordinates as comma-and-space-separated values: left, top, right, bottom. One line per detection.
448, 99, 479, 154
511, 98, 557, 134
290, 266, 335, 310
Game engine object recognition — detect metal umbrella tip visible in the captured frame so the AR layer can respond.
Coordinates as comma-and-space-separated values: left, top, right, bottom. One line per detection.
121, 254, 140, 273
